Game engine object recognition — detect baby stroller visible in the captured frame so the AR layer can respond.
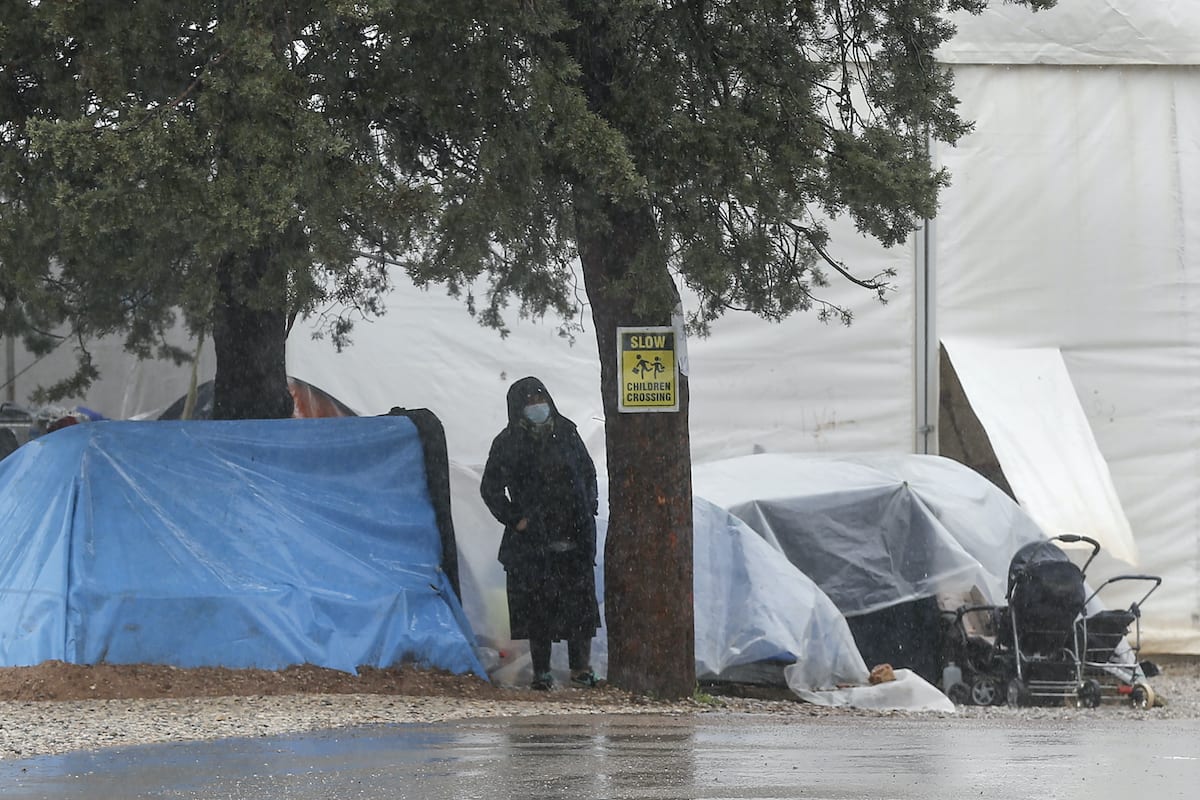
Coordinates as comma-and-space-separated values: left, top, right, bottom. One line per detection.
940, 602, 1008, 706
943, 534, 1160, 708
1076, 570, 1162, 706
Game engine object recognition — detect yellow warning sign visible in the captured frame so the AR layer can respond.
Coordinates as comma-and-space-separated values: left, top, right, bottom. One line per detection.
617, 326, 678, 413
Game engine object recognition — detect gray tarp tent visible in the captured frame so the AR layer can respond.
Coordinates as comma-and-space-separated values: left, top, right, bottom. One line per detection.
692, 453, 1049, 680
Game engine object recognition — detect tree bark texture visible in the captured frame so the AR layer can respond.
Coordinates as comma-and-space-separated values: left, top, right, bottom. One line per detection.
211, 250, 294, 421
575, 191, 696, 699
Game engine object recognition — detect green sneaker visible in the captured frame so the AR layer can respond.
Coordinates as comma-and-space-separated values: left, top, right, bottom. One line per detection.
531, 671, 554, 691
570, 668, 598, 688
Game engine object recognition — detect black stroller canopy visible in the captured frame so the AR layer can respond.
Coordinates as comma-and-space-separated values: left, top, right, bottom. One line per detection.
1007, 539, 1075, 598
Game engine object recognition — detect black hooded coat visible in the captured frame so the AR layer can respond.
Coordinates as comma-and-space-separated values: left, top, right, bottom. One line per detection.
480, 377, 601, 641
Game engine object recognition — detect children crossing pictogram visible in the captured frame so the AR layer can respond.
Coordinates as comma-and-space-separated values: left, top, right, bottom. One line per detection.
617, 327, 678, 412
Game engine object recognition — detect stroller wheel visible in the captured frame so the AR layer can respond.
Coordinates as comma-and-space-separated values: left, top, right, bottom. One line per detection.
1077, 678, 1103, 709
947, 682, 972, 705
971, 677, 1001, 706
1006, 678, 1030, 708
1130, 682, 1156, 709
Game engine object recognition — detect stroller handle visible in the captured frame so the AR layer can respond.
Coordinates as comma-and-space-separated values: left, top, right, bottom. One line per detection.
1082, 573, 1163, 609
953, 604, 1001, 623
1051, 534, 1102, 572
949, 604, 1004, 638
1052, 533, 1100, 550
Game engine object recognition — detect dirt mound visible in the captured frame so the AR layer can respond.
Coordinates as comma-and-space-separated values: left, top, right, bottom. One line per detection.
0, 661, 534, 703
0, 661, 660, 705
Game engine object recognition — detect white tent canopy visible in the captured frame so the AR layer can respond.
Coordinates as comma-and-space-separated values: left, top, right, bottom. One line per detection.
939, 1, 1200, 65
942, 340, 1138, 565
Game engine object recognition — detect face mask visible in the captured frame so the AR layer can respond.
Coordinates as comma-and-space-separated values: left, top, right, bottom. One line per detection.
523, 402, 551, 426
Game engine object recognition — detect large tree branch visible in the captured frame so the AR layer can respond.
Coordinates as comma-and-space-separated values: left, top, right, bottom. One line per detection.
786, 219, 888, 290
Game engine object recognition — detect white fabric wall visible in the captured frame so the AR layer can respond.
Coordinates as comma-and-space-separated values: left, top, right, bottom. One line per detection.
933, 62, 1200, 651
3, 329, 214, 422
283, 217, 916, 470
940, 1, 1200, 66
289, 291, 607, 467
681, 225, 915, 464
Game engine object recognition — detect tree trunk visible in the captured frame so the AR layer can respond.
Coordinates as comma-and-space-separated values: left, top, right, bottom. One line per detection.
211, 249, 294, 420
575, 189, 696, 699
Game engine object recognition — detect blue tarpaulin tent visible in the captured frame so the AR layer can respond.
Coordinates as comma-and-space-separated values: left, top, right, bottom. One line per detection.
0, 416, 484, 677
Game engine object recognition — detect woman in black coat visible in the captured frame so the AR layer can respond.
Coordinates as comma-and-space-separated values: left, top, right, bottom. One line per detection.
480, 376, 601, 690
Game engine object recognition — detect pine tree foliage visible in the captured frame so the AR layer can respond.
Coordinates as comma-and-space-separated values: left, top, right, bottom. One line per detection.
1, 1, 431, 402
397, 0, 1057, 333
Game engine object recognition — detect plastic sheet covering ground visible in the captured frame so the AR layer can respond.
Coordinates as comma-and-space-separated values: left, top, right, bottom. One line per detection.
787, 667, 955, 714
692, 453, 1049, 616
0, 417, 484, 677
451, 462, 867, 692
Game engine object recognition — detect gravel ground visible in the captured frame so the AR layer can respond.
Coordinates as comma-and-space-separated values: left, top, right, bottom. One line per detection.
1, 659, 1196, 761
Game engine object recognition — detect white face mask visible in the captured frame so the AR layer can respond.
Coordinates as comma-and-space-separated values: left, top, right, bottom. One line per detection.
523, 402, 551, 426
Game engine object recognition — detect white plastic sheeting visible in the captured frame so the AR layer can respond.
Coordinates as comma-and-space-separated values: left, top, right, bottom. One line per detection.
687, 497, 868, 689
692, 453, 1049, 613
942, 341, 1138, 565
788, 668, 955, 713
291, 293, 608, 467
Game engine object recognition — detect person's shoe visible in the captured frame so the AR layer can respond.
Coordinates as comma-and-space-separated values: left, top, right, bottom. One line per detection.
530, 671, 554, 691
570, 668, 598, 688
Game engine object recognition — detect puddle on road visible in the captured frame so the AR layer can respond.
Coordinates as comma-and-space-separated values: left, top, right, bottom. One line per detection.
2, 715, 1198, 800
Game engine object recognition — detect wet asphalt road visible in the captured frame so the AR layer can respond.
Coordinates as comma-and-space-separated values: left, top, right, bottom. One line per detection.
2, 713, 1197, 800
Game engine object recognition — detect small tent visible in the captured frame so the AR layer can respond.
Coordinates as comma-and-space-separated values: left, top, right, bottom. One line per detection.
600, 493, 870, 691
693, 452, 1049, 681
157, 377, 358, 420
0, 416, 484, 676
